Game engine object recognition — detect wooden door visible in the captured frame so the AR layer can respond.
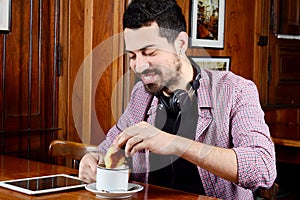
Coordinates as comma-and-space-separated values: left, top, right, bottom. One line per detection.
268, 0, 300, 106
0, 0, 59, 162
264, 1, 300, 177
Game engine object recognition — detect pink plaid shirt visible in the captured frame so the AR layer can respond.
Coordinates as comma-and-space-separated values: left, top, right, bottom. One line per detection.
98, 69, 276, 200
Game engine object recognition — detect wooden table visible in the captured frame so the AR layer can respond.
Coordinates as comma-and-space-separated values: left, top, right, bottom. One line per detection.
0, 155, 218, 200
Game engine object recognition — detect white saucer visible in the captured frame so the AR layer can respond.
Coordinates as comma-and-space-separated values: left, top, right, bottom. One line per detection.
85, 183, 144, 199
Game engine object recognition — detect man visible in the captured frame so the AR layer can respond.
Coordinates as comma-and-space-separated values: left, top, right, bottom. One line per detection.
79, 0, 276, 199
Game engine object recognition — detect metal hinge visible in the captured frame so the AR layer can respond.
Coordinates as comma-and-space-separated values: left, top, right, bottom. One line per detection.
268, 56, 272, 86
257, 36, 268, 46
57, 44, 62, 77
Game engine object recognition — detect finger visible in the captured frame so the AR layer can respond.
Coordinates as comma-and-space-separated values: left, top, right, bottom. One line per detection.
113, 122, 156, 150
78, 170, 85, 181
125, 136, 143, 157
80, 173, 96, 183
86, 166, 97, 182
129, 140, 147, 156
136, 121, 151, 128
79, 172, 91, 183
79, 164, 95, 181
113, 134, 127, 150
82, 160, 97, 182
123, 122, 147, 133
113, 127, 139, 149
79, 166, 95, 183
121, 122, 150, 137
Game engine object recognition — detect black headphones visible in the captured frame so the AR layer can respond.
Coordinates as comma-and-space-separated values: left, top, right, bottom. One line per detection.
158, 65, 201, 115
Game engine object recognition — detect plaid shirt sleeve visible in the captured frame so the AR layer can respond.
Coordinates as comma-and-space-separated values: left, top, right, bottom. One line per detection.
196, 70, 276, 199
231, 80, 276, 190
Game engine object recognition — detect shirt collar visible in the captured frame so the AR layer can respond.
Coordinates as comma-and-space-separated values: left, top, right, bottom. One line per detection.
195, 69, 213, 108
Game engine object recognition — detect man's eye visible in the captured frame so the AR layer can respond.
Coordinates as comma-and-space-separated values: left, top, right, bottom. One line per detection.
128, 54, 136, 59
144, 50, 156, 56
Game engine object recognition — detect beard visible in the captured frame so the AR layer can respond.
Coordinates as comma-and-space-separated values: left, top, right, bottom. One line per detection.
144, 83, 163, 96
141, 58, 182, 96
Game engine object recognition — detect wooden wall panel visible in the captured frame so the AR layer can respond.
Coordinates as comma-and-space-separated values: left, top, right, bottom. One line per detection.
66, 0, 86, 143
186, 0, 256, 81
0, 35, 3, 131
93, 0, 115, 139
59, 0, 125, 146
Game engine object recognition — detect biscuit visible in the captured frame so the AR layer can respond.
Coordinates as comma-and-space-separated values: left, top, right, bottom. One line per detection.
104, 146, 125, 168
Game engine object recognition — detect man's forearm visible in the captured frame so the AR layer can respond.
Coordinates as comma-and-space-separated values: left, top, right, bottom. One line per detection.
173, 136, 238, 183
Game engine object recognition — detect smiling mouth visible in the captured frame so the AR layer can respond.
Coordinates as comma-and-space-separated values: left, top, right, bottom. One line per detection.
138, 69, 160, 85
140, 73, 157, 84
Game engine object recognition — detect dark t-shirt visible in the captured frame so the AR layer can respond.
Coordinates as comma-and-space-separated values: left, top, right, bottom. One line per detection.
148, 94, 205, 195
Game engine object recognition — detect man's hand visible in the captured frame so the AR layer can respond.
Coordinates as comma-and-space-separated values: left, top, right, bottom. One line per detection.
113, 121, 179, 157
79, 152, 104, 183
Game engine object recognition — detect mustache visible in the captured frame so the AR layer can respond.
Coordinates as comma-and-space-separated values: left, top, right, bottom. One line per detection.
136, 68, 161, 78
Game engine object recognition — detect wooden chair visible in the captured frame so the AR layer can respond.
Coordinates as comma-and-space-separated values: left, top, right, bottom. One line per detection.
48, 140, 98, 168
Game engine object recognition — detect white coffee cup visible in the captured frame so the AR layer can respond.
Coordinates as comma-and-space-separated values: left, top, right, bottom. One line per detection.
96, 164, 129, 192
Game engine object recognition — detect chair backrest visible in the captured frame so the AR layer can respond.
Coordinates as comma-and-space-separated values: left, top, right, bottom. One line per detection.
48, 140, 98, 168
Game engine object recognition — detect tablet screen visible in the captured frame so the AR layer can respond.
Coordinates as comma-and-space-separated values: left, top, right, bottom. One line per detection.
0, 174, 86, 195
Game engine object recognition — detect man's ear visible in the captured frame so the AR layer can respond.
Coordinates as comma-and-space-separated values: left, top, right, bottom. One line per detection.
174, 31, 189, 54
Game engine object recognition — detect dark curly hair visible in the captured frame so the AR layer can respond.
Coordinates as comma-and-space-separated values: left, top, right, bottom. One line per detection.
123, 0, 186, 43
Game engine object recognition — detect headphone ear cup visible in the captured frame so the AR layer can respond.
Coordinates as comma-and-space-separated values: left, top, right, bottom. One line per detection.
169, 89, 189, 114
192, 73, 201, 90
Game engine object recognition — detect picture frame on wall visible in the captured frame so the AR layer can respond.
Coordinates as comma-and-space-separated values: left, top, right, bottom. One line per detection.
190, 0, 225, 48
190, 56, 230, 71
0, 0, 12, 33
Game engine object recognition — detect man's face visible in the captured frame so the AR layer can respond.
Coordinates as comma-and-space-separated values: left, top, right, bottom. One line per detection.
124, 23, 183, 95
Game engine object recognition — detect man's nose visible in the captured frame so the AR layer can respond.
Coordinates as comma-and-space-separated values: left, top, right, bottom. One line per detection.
135, 55, 149, 74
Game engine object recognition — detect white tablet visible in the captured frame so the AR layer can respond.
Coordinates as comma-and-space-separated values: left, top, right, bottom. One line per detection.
0, 174, 86, 195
